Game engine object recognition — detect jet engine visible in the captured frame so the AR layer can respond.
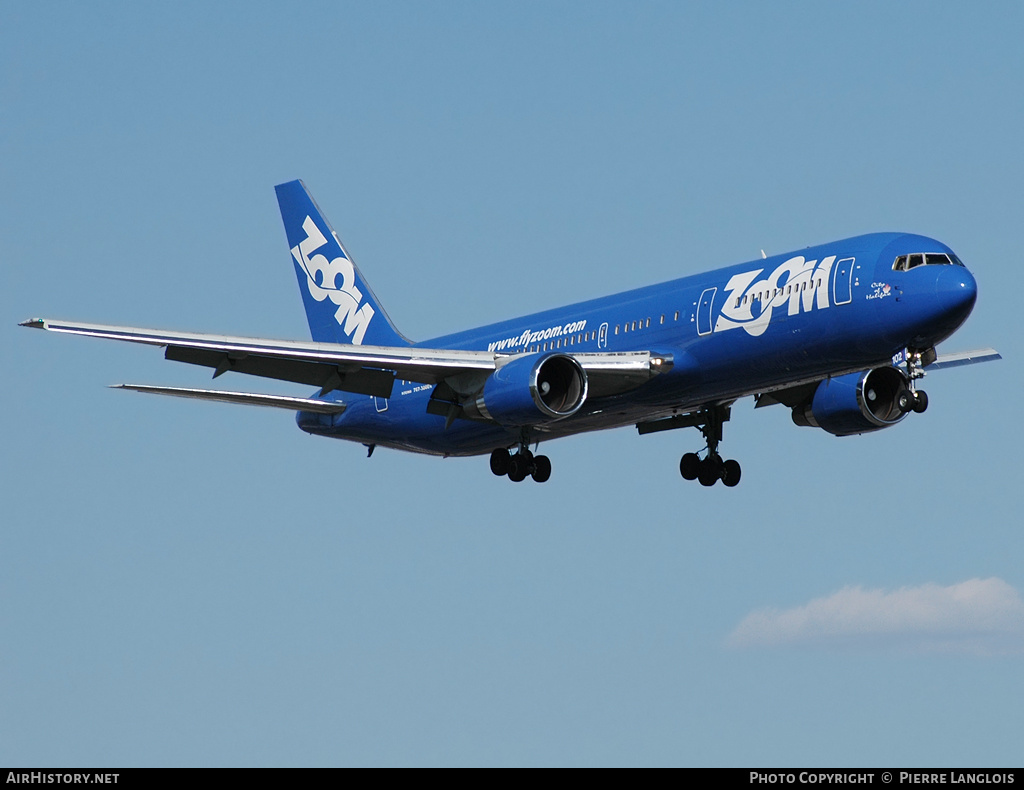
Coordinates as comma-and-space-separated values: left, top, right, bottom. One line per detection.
463, 353, 588, 426
791, 367, 911, 436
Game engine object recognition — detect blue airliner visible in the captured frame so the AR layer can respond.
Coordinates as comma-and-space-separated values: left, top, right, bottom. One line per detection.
22, 180, 999, 486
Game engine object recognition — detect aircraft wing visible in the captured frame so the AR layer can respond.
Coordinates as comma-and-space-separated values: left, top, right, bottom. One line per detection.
926, 347, 1002, 370
21, 318, 670, 400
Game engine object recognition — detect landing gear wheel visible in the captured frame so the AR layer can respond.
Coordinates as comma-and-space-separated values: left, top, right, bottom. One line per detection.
912, 390, 929, 413
679, 452, 701, 480
897, 389, 914, 414
489, 448, 510, 476
698, 456, 721, 487
531, 455, 551, 483
507, 454, 529, 482
722, 459, 741, 487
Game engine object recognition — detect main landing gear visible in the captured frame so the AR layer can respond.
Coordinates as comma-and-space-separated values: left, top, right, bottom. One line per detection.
637, 405, 743, 487
490, 444, 551, 483
678, 406, 741, 488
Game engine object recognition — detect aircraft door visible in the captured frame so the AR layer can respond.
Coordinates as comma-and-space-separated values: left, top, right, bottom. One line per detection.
697, 288, 716, 336
598, 322, 608, 349
833, 257, 855, 305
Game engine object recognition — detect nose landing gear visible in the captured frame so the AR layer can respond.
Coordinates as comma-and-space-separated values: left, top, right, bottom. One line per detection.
898, 348, 931, 415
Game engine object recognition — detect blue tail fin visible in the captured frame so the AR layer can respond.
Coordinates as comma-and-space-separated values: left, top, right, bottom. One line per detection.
275, 180, 410, 346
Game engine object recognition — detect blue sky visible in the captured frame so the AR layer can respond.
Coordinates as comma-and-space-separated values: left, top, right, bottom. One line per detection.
3, 1, 1022, 766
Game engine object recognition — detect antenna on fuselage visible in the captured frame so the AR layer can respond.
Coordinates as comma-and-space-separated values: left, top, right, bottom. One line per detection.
761, 249, 767, 259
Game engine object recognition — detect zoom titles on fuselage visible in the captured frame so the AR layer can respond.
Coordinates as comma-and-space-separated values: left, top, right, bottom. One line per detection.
715, 254, 852, 337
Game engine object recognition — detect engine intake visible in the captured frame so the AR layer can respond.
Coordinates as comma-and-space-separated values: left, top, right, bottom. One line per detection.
464, 353, 588, 426
792, 367, 910, 436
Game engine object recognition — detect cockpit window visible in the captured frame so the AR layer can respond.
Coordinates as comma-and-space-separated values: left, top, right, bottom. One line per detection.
893, 252, 964, 271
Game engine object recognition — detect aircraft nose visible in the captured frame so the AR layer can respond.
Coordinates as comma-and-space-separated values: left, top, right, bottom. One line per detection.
932, 264, 977, 335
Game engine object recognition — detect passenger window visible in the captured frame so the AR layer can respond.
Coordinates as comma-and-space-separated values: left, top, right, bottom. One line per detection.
615, 325, 619, 335
660, 315, 665, 324
645, 318, 650, 328
674, 311, 679, 321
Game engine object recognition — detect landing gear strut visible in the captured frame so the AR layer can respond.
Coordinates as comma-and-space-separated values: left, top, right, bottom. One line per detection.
678, 406, 741, 487
490, 441, 551, 484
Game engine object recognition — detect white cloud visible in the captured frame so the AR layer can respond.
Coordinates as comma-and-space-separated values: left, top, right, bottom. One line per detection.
728, 578, 1024, 655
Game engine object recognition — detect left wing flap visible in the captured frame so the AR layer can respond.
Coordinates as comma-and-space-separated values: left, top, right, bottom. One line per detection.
163, 346, 396, 398
114, 384, 347, 413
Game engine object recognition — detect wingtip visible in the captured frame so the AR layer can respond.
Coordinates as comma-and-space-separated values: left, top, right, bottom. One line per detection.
19, 318, 46, 329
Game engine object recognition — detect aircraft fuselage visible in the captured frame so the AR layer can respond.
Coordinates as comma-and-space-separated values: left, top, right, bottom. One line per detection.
297, 231, 978, 456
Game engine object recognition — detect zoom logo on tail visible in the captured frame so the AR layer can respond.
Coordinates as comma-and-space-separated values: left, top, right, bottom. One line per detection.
276, 180, 408, 348
291, 215, 375, 345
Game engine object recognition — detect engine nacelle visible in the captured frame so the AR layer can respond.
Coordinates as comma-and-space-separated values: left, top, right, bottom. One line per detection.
464, 353, 588, 426
792, 367, 910, 436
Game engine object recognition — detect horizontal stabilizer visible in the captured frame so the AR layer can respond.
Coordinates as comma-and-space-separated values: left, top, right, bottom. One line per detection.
927, 347, 1002, 370
113, 384, 347, 414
